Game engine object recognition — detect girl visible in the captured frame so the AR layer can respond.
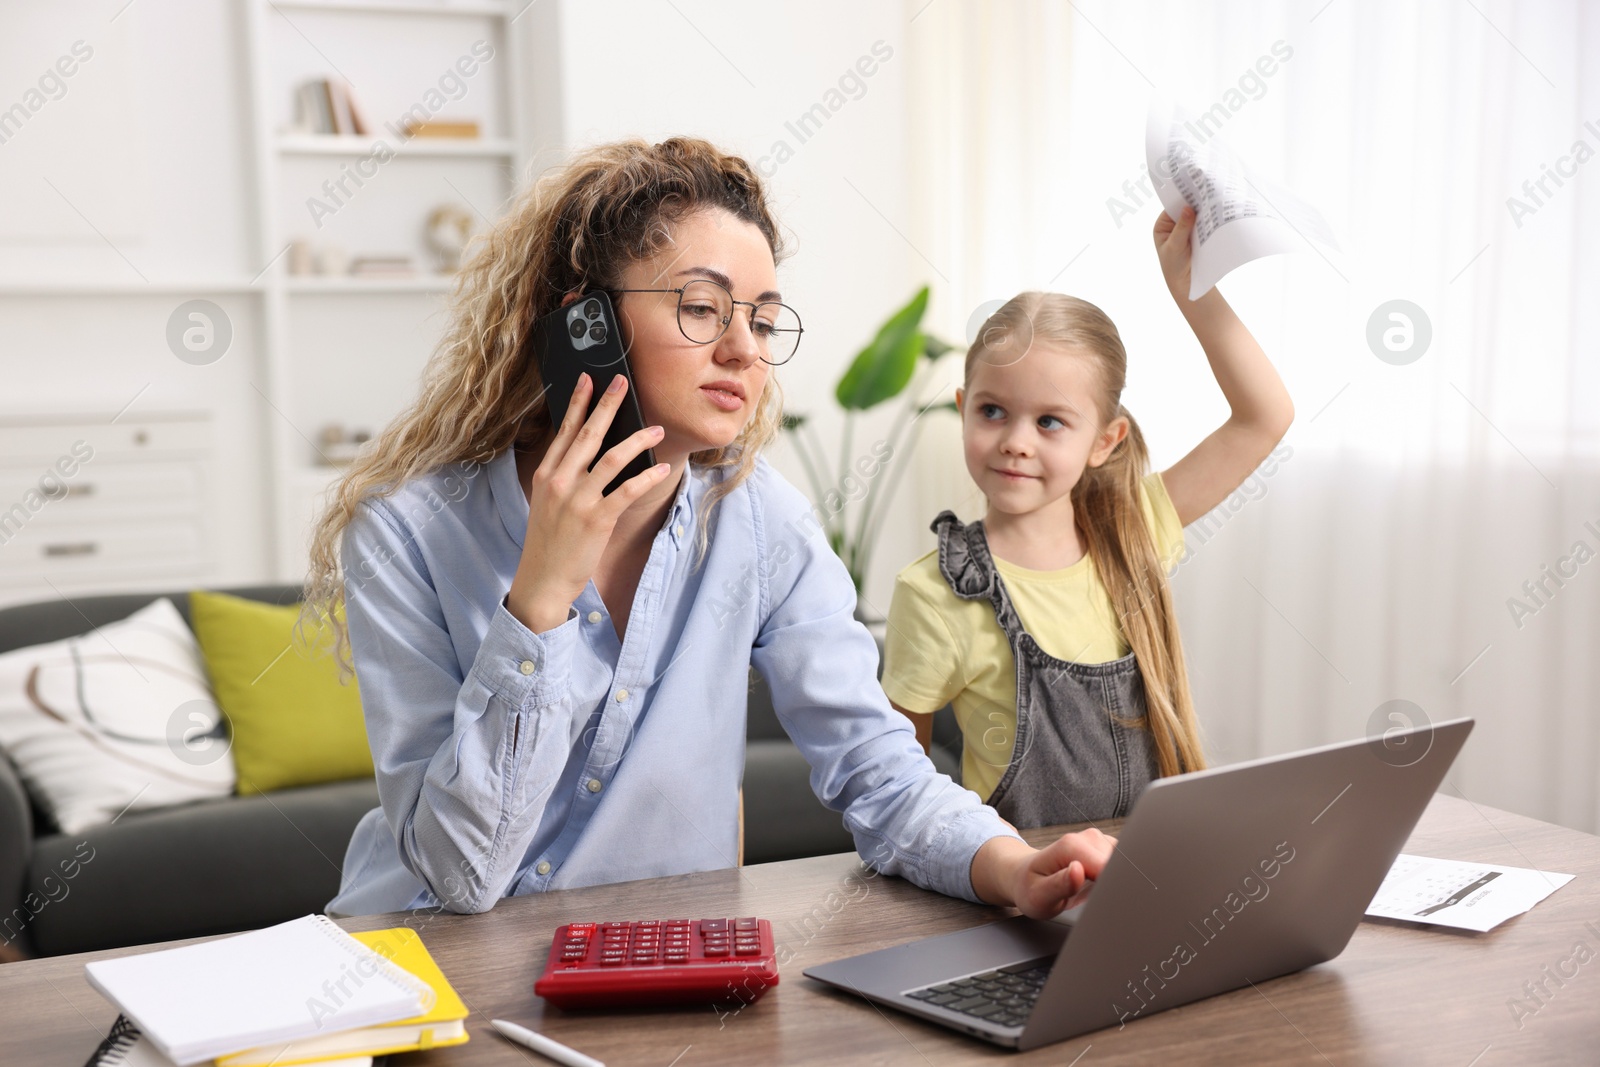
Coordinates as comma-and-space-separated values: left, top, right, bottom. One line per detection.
304, 137, 1114, 921
883, 205, 1293, 829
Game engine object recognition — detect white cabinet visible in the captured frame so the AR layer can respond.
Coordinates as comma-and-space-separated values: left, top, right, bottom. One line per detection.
0, 413, 213, 607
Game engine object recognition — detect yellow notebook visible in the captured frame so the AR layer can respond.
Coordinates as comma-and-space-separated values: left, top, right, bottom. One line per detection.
214, 928, 469, 1067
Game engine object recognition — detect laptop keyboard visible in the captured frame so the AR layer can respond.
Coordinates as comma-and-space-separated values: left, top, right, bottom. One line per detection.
904, 958, 1054, 1029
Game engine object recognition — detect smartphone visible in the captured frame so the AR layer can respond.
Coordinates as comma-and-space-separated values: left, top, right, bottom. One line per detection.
531, 291, 656, 496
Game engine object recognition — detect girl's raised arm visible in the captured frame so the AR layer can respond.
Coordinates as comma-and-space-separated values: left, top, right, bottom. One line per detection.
1150, 206, 1294, 528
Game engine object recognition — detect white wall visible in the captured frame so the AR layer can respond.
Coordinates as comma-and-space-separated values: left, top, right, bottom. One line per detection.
548, 0, 922, 613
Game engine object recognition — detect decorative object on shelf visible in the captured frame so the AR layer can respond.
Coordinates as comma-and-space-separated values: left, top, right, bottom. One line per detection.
401, 118, 480, 139
348, 254, 418, 279
287, 238, 314, 276
315, 242, 349, 275
779, 286, 958, 598
424, 204, 475, 273
289, 77, 370, 136
316, 423, 372, 467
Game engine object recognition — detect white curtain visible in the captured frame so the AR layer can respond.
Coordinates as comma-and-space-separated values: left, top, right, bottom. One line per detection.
900, 0, 1600, 832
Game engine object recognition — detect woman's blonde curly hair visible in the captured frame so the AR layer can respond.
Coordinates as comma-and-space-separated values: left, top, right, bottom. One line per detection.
300, 137, 789, 680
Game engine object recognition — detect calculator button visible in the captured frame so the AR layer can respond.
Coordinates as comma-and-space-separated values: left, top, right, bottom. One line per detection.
598, 956, 624, 966
636, 919, 660, 927
568, 923, 595, 934
734, 917, 759, 930
701, 919, 728, 932
734, 943, 759, 956
704, 944, 730, 957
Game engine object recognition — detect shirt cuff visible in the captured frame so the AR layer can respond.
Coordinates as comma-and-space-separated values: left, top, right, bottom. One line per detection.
935, 805, 1027, 903
469, 598, 580, 709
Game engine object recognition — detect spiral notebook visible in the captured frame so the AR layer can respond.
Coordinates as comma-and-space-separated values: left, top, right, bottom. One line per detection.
84, 914, 431, 1066
81, 1016, 371, 1067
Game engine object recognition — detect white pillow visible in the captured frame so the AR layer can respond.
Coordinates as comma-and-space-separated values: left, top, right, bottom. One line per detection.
0, 597, 235, 833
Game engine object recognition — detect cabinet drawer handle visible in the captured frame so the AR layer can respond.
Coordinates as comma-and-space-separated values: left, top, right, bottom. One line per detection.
43, 541, 98, 558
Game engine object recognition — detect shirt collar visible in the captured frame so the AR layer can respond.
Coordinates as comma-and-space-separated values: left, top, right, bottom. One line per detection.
491, 447, 697, 550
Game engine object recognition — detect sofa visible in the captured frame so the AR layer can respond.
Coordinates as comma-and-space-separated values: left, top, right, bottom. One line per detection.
0, 585, 961, 957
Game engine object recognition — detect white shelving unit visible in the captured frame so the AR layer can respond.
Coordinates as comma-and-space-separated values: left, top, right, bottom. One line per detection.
241, 0, 527, 578
277, 133, 518, 157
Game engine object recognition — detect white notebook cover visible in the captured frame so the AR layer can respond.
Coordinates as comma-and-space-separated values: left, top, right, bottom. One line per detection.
84, 915, 430, 1066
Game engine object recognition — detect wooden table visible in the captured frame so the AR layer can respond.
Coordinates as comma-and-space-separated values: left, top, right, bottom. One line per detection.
5, 793, 1598, 1065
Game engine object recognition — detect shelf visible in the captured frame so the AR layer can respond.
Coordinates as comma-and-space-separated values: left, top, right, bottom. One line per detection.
268, 0, 513, 15
286, 275, 457, 292
0, 279, 262, 296
277, 134, 514, 157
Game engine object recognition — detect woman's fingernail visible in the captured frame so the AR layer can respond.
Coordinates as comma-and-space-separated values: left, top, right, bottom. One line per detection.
579, 372, 591, 387
607, 375, 625, 393
650, 425, 664, 437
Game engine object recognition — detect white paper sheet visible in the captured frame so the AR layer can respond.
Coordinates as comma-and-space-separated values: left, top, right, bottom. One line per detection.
1365, 853, 1575, 933
1145, 98, 1339, 299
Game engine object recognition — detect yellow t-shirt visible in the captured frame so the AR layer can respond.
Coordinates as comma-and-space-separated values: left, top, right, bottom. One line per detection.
881, 472, 1185, 802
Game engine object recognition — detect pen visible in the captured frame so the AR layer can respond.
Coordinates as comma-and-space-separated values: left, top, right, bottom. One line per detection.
490, 1018, 606, 1067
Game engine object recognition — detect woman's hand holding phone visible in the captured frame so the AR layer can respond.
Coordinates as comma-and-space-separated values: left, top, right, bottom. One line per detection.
506, 371, 670, 634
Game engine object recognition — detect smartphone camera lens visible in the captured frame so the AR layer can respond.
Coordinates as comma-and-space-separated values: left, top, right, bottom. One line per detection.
584, 299, 602, 320
589, 324, 608, 343
569, 319, 587, 339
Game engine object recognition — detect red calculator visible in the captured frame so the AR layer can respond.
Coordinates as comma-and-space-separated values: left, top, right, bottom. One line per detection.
534, 918, 780, 1009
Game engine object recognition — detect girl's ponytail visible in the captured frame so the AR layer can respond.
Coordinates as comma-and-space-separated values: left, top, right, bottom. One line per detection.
1072, 404, 1206, 778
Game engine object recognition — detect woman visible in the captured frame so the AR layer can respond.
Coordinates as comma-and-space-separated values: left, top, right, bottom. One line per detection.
305, 137, 1114, 919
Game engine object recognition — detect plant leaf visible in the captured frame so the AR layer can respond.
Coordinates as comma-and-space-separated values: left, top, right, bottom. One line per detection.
780, 412, 808, 431
923, 334, 956, 360
835, 287, 929, 411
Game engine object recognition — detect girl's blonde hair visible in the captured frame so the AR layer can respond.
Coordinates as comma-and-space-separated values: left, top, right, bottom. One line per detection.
301, 137, 789, 680
965, 292, 1206, 778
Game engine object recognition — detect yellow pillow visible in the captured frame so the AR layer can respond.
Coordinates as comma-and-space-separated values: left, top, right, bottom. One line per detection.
188, 590, 373, 795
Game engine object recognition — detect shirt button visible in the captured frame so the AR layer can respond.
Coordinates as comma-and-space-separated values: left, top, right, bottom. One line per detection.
587, 611, 602, 623
673, 523, 683, 537
536, 860, 551, 875
615, 689, 628, 702
519, 660, 536, 675
587, 778, 603, 793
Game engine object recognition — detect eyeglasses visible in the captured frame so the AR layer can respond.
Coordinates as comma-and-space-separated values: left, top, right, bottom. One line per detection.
611, 279, 804, 366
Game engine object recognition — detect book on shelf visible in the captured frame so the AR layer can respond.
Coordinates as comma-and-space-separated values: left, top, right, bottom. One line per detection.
400, 118, 481, 139
348, 255, 419, 278
294, 78, 369, 137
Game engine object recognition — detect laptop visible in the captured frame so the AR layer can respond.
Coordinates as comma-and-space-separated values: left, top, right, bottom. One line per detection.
804, 717, 1473, 1050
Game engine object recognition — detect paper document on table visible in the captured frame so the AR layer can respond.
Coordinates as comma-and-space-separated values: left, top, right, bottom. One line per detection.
1365, 853, 1574, 933
1145, 98, 1339, 299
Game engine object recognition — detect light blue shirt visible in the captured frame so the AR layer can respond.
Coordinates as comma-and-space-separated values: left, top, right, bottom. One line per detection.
326, 445, 1020, 917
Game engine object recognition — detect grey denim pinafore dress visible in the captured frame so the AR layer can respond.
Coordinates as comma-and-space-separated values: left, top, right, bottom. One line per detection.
931, 510, 1159, 828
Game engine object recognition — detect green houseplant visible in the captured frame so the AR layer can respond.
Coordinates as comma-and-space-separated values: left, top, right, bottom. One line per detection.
780, 286, 959, 600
